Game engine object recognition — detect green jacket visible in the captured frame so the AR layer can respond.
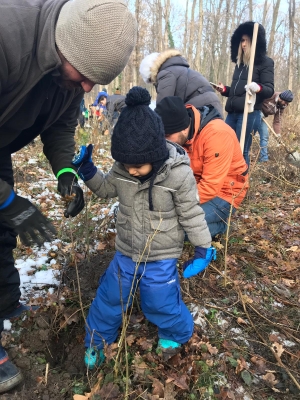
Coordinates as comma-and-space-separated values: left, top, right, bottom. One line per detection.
85, 142, 212, 262
0, 0, 84, 203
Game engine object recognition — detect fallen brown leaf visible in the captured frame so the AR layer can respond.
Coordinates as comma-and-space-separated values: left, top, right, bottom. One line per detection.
263, 372, 278, 387
126, 334, 136, 346
272, 342, 284, 358
167, 373, 189, 390
151, 378, 164, 397
250, 356, 267, 374
104, 343, 118, 361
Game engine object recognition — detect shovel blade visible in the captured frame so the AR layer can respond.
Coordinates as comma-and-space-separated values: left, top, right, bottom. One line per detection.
286, 151, 300, 167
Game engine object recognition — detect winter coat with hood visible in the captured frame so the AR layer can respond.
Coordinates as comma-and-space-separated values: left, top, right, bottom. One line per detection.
183, 105, 249, 208
0, 0, 84, 204
85, 141, 212, 262
144, 49, 223, 117
222, 22, 274, 114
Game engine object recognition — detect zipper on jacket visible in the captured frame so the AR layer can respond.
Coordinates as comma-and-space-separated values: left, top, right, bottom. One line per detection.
233, 66, 245, 96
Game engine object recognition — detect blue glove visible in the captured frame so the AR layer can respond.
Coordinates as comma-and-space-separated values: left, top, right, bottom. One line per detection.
72, 144, 97, 181
182, 246, 216, 278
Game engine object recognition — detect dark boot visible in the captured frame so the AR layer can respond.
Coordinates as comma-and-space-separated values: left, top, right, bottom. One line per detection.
0, 346, 23, 393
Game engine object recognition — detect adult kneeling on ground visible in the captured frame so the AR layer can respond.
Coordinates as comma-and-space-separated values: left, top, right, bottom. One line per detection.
155, 97, 249, 238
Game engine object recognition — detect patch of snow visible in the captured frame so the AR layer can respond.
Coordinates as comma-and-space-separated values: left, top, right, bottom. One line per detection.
282, 340, 296, 347
33, 270, 59, 286
189, 304, 208, 330
28, 159, 37, 164
272, 301, 284, 307
3, 320, 12, 331
230, 328, 242, 334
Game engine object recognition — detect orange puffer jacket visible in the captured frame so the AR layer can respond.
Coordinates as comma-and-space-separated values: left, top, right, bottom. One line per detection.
183, 105, 249, 208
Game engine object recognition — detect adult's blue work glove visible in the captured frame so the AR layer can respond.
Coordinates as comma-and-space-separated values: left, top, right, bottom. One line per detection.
182, 246, 216, 278
72, 144, 97, 182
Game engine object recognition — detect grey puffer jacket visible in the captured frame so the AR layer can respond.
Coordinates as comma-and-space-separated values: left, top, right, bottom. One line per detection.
86, 142, 211, 262
150, 49, 223, 117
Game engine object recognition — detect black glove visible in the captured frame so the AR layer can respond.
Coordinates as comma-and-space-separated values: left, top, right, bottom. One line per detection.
57, 172, 84, 217
0, 194, 56, 247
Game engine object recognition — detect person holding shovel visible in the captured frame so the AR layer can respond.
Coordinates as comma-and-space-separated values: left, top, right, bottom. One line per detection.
254, 90, 294, 162
214, 21, 274, 167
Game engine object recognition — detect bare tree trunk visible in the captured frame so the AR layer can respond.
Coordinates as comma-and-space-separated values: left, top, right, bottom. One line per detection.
157, 0, 163, 52
194, 0, 203, 71
183, 0, 189, 56
188, 0, 197, 65
268, 0, 281, 56
288, 0, 295, 90
163, 0, 171, 50
248, 0, 253, 20
262, 0, 269, 27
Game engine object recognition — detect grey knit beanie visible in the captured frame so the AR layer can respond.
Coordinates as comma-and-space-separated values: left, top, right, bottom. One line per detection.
55, 0, 137, 84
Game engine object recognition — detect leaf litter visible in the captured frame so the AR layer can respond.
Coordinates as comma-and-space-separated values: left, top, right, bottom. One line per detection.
0, 135, 299, 399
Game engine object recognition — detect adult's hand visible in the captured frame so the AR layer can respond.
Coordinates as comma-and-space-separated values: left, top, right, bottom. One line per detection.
57, 172, 84, 217
215, 82, 225, 94
245, 82, 261, 94
0, 192, 56, 246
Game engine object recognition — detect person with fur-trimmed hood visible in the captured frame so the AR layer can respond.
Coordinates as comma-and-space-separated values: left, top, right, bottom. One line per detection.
139, 49, 223, 117
215, 21, 274, 166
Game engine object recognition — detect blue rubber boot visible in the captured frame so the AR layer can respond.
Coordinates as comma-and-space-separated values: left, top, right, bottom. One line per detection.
0, 346, 23, 393
84, 348, 105, 370
157, 339, 181, 361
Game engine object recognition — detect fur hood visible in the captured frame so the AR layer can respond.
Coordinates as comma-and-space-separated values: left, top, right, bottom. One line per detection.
139, 49, 182, 84
231, 21, 267, 64
150, 49, 182, 83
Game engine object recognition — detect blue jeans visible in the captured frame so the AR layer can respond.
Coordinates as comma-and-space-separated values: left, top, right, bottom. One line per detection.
85, 251, 194, 348
254, 112, 269, 161
225, 110, 260, 166
201, 197, 235, 238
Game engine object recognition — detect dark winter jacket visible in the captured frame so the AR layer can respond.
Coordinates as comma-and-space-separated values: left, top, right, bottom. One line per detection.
85, 141, 211, 261
106, 94, 126, 115
0, 0, 84, 204
150, 49, 223, 117
222, 22, 274, 114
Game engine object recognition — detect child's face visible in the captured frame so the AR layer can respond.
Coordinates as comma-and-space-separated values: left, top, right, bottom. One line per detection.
123, 163, 152, 177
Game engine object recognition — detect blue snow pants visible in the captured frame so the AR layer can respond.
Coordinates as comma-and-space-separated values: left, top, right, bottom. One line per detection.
85, 251, 194, 348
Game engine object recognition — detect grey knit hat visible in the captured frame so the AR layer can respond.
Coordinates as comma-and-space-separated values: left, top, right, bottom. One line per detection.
55, 0, 137, 84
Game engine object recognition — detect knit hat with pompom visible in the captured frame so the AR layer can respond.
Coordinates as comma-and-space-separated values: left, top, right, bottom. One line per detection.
111, 86, 169, 210
111, 86, 168, 165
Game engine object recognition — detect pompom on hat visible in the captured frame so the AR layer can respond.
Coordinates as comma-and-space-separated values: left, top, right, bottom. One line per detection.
55, 0, 137, 84
279, 90, 294, 103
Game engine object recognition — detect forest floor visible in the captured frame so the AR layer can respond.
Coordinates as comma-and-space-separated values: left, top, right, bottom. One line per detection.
0, 126, 299, 400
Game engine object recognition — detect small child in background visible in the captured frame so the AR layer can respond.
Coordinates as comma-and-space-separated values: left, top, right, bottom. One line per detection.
72, 87, 216, 369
